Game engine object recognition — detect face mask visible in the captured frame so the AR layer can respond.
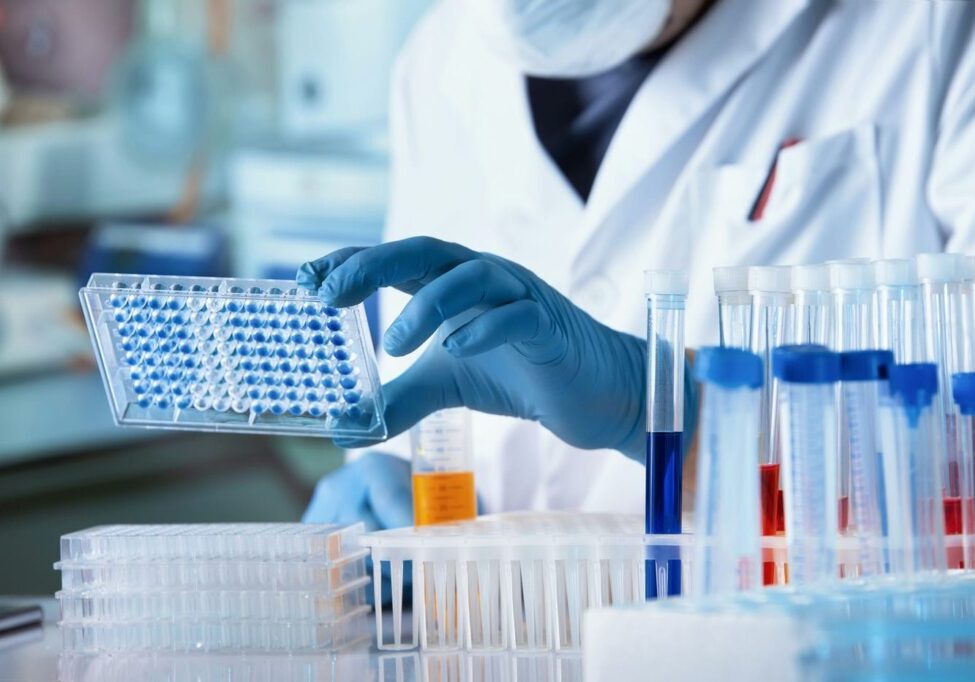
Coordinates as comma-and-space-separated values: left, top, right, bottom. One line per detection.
463, 0, 673, 77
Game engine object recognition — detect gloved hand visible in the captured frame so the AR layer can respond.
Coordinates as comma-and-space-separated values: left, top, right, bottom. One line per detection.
296, 237, 648, 460
302, 451, 413, 530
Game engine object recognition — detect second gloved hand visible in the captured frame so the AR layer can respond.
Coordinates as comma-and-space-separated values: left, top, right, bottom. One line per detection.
297, 237, 647, 461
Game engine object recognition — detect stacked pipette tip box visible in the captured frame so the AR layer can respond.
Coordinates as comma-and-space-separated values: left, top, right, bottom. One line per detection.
55, 523, 372, 653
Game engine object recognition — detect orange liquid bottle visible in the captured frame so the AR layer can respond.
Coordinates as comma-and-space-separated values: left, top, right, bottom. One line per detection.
410, 409, 477, 526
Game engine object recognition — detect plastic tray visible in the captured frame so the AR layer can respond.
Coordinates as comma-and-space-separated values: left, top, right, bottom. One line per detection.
57, 579, 370, 622
59, 523, 363, 563
79, 274, 386, 439
56, 552, 368, 592
58, 606, 372, 653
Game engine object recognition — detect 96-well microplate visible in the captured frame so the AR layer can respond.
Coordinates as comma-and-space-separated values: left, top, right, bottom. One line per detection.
80, 274, 386, 439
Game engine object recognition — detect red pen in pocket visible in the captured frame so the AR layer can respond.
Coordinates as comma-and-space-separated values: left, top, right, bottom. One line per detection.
748, 137, 803, 222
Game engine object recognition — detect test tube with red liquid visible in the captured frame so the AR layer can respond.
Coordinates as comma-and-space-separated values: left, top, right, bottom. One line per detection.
747, 266, 792, 584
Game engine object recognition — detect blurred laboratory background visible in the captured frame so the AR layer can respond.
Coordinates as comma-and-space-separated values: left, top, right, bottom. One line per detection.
0, 0, 429, 594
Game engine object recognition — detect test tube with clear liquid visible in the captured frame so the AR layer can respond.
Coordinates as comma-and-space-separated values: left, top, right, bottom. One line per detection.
748, 266, 793, 584
838, 350, 893, 577
917, 253, 972, 539
773, 345, 841, 587
883, 363, 946, 575
828, 261, 876, 535
692, 347, 763, 596
874, 259, 924, 364
645, 269, 688, 600
410, 408, 476, 526
713, 266, 752, 350
792, 264, 832, 346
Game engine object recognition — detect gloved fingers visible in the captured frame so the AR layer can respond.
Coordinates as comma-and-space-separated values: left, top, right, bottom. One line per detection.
296, 247, 369, 291
441, 299, 553, 357
383, 259, 529, 357
319, 237, 479, 307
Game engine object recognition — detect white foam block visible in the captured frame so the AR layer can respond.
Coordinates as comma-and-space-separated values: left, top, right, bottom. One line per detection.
583, 607, 814, 682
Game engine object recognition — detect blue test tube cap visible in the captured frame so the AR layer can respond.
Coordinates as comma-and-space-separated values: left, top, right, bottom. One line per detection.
889, 363, 939, 410
952, 372, 975, 416
693, 346, 763, 389
840, 350, 895, 382
772, 345, 840, 384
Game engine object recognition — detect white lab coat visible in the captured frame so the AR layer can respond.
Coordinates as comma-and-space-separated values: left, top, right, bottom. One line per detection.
370, 0, 975, 516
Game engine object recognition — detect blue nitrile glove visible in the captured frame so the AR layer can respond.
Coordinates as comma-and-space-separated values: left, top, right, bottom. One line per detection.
296, 237, 652, 460
303, 451, 413, 605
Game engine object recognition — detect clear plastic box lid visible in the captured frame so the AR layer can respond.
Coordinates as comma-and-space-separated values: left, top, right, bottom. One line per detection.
58, 523, 364, 563
79, 274, 387, 440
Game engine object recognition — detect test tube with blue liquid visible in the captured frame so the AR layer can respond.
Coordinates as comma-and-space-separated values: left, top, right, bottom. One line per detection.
713, 266, 752, 350
692, 347, 764, 596
883, 363, 946, 575
644, 269, 688, 599
951, 373, 975, 569
773, 345, 840, 587
838, 350, 893, 577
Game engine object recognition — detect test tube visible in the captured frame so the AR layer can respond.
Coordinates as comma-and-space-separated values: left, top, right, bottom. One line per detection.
645, 269, 688, 599
692, 347, 763, 596
829, 261, 876, 539
748, 266, 793, 545
410, 408, 476, 526
951, 373, 975, 569
874, 258, 925, 363
713, 266, 752, 349
828, 260, 875, 352
838, 350, 894, 578
916, 254, 971, 525
792, 264, 832, 346
773, 345, 841, 587
883, 363, 946, 575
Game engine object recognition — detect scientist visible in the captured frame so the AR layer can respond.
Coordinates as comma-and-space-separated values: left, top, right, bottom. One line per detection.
301, 0, 975, 528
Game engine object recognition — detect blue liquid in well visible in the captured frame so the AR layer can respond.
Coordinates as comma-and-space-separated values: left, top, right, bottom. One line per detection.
646, 431, 683, 599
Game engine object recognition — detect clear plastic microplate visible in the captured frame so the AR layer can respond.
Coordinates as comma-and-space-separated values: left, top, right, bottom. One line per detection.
55, 524, 369, 592
79, 274, 386, 439
58, 606, 372, 654
363, 513, 793, 654
59, 523, 364, 562
56, 580, 370, 622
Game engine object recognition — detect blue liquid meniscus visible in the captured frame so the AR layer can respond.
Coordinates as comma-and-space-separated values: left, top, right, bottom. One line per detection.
646, 430, 683, 599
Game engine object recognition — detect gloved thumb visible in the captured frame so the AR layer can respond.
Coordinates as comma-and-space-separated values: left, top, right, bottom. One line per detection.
380, 349, 463, 441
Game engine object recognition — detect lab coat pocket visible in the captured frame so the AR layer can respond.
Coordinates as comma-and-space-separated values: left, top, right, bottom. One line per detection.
685, 124, 881, 345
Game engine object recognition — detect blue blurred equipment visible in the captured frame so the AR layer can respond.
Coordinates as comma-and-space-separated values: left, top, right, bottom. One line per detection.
296, 236, 649, 458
